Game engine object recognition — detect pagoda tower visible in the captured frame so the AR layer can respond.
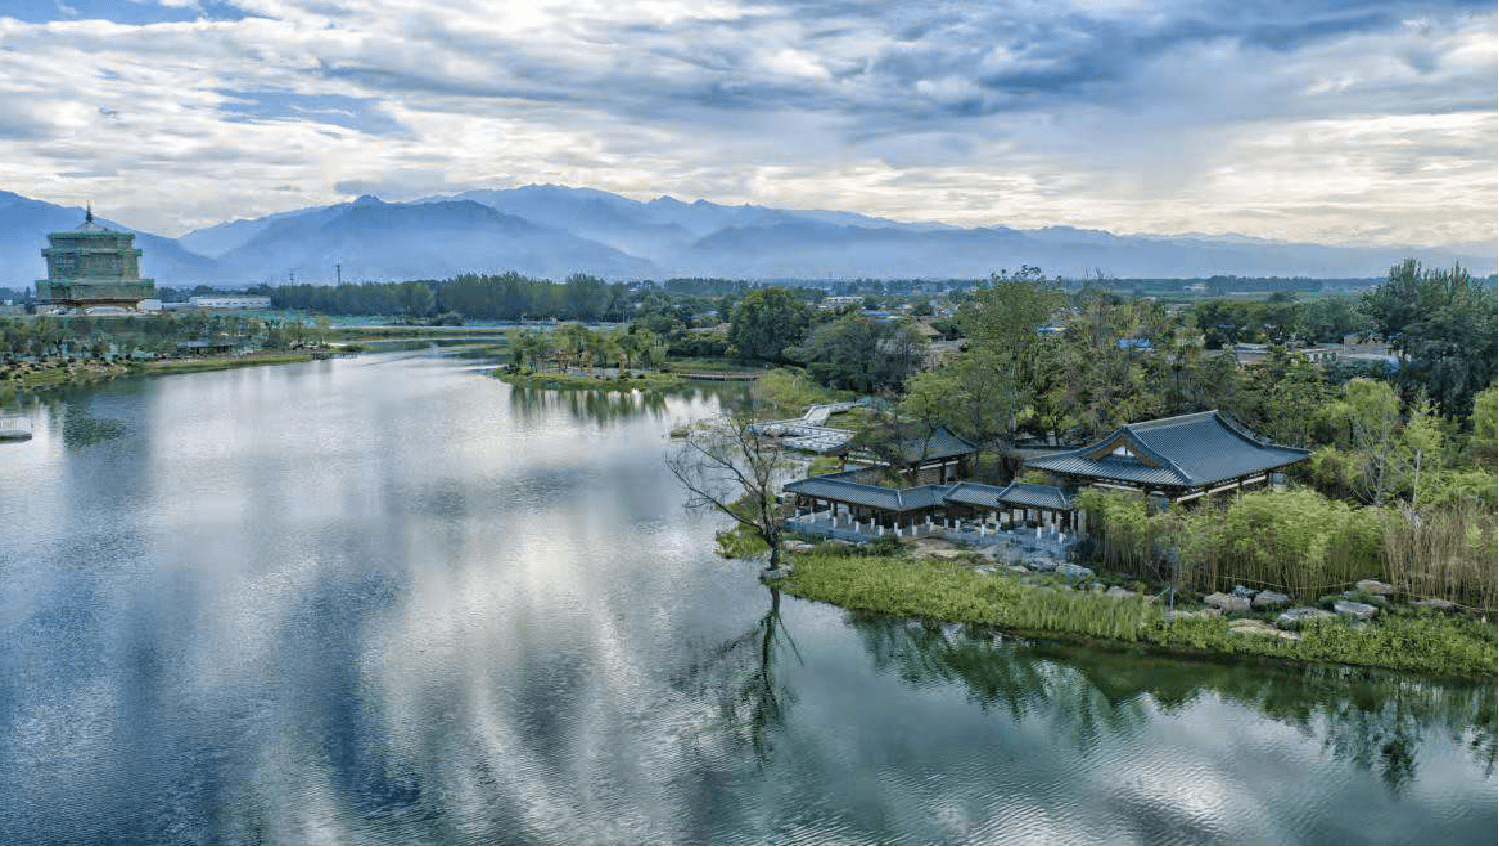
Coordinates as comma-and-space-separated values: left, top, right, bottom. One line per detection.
36, 206, 156, 310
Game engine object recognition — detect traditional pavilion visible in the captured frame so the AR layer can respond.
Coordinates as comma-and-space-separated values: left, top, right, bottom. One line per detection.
886, 425, 979, 484
782, 410, 1310, 539
1024, 410, 1309, 503
783, 472, 1081, 537
36, 206, 156, 310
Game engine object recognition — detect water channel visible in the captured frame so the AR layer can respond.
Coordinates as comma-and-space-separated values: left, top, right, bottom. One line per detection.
1, 346, 1494, 844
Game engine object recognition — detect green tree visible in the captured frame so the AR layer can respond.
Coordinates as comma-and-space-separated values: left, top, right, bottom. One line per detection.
1469, 384, 1497, 470
796, 316, 926, 393
666, 413, 796, 572
727, 288, 812, 363
1363, 260, 1498, 417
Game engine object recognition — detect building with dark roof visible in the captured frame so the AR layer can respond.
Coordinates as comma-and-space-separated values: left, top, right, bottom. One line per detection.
1024, 410, 1308, 502
783, 476, 1081, 536
777, 410, 1309, 543
35, 207, 156, 311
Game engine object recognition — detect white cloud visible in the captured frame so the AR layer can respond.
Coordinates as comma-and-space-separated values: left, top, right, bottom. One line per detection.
0, 0, 1490, 247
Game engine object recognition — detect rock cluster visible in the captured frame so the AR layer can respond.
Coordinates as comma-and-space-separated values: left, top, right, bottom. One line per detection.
1333, 600, 1378, 620
1204, 592, 1251, 613
1276, 607, 1335, 628
1228, 618, 1301, 641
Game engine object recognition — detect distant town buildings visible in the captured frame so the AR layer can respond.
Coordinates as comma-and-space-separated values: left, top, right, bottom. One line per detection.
820, 295, 864, 309
187, 296, 273, 310
35, 207, 156, 312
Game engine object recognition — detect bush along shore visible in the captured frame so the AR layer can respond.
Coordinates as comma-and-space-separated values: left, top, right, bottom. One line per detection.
763, 539, 1497, 679
1, 351, 332, 401
492, 365, 686, 392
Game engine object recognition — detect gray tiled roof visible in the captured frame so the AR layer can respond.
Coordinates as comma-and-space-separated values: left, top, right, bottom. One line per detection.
788, 477, 1076, 514
1025, 410, 1308, 488
898, 425, 978, 462
943, 481, 1010, 507
995, 483, 1074, 510
785, 477, 951, 512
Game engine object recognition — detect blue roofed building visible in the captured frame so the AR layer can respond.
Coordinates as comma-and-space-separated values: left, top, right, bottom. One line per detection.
778, 410, 1309, 543
1024, 410, 1309, 503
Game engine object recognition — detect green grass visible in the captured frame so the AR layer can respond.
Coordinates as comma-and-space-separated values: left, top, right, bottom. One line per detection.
334, 326, 515, 340
773, 552, 1497, 678
492, 368, 685, 392
806, 456, 845, 476
668, 358, 770, 375
5, 361, 129, 393
133, 353, 318, 375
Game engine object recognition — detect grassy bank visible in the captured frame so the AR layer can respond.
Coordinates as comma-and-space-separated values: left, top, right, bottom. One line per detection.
335, 326, 515, 341
492, 367, 686, 392
771, 550, 1497, 678
2, 351, 330, 399
131, 352, 322, 375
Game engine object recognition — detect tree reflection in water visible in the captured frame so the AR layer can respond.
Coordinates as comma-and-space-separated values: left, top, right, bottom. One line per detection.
847, 612, 1496, 795
678, 587, 800, 764
505, 384, 669, 425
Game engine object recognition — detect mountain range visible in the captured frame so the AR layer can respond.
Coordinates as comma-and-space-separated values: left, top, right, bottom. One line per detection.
2, 185, 1493, 286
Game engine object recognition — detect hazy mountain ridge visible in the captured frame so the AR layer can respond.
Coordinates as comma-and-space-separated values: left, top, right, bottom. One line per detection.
0, 190, 220, 283
1, 185, 1493, 286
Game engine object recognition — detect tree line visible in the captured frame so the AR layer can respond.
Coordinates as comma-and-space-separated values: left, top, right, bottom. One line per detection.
267, 273, 632, 323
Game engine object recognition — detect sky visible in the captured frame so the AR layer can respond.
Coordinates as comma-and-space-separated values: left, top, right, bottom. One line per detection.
0, 0, 1493, 246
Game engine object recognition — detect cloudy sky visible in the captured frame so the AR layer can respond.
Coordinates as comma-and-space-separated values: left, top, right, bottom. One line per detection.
0, 0, 1493, 245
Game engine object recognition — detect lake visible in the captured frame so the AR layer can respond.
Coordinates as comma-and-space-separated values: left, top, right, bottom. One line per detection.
1, 346, 1493, 844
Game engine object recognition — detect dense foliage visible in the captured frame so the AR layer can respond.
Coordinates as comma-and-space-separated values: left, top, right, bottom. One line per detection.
796, 315, 926, 393
269, 272, 631, 322
1, 313, 325, 358
726, 288, 813, 363
1363, 260, 1498, 417
776, 552, 1496, 677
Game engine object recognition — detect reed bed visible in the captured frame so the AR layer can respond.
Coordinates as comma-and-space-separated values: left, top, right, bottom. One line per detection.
774, 551, 1496, 677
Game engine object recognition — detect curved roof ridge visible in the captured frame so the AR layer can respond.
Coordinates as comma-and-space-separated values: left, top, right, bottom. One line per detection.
1118, 431, 1192, 485
1123, 409, 1216, 431
1211, 409, 1289, 450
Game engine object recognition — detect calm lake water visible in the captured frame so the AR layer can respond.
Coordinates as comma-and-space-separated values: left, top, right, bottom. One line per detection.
1, 347, 1494, 845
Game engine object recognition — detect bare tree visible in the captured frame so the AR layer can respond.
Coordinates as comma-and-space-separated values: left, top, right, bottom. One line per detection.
666, 412, 797, 571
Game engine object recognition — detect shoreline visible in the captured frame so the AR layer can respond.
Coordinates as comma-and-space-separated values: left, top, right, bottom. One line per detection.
767, 549, 1497, 679
2, 350, 333, 401
491, 367, 688, 392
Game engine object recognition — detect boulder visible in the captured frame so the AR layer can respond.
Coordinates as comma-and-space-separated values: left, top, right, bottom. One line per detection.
1008, 565, 1031, 575
971, 566, 997, 575
1056, 563, 1094, 579
1231, 584, 1254, 598
1333, 600, 1378, 620
1166, 608, 1221, 622
1276, 607, 1335, 629
1228, 618, 1301, 641
1104, 586, 1140, 600
781, 540, 816, 553
1027, 558, 1059, 573
1205, 592, 1252, 613
1355, 579, 1395, 596
1252, 590, 1291, 608
1412, 598, 1456, 611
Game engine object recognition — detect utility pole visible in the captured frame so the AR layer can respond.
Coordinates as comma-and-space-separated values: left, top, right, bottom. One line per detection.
289, 270, 295, 284
336, 264, 342, 285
